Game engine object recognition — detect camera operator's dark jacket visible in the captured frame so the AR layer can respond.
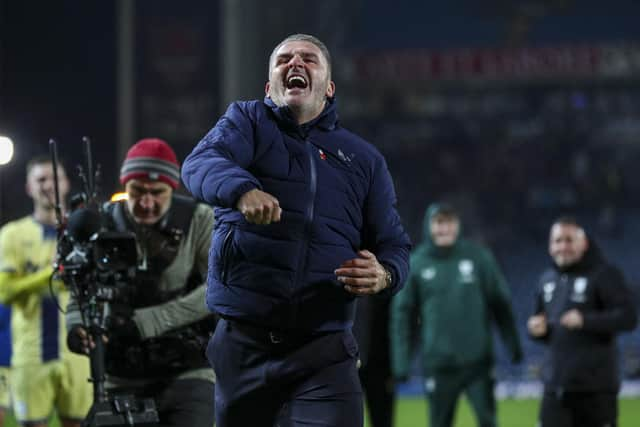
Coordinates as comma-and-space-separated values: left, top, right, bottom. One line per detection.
66, 196, 216, 384
181, 97, 411, 332
530, 242, 637, 393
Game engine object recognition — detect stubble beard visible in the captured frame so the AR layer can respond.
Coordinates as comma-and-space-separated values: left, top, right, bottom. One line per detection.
553, 254, 576, 267
272, 82, 328, 123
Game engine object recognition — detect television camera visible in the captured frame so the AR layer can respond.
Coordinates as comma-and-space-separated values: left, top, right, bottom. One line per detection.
50, 137, 159, 427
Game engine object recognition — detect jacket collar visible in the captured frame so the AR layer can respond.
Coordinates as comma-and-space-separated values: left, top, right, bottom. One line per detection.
264, 96, 338, 133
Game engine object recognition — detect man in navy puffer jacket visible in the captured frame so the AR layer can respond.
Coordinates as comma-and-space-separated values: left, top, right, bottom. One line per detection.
182, 33, 411, 427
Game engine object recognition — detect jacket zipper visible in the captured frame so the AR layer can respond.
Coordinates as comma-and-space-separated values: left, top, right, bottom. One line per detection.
290, 140, 318, 325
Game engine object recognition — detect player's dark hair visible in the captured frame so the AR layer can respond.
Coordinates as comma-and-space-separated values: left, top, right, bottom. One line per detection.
26, 155, 66, 176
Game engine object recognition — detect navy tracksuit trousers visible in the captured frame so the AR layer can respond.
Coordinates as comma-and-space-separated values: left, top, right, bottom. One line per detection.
207, 318, 363, 427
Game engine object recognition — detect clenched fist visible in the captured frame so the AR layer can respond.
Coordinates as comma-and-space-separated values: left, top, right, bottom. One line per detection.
237, 189, 282, 225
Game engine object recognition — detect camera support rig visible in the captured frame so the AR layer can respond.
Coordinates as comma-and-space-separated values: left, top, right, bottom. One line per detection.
50, 138, 159, 427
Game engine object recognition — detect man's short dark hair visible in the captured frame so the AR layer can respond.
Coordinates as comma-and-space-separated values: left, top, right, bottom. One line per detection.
26, 155, 52, 175
26, 155, 67, 178
269, 33, 332, 78
552, 216, 581, 228
431, 202, 458, 219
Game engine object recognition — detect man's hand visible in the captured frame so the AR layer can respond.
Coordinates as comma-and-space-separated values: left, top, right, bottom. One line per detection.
335, 250, 390, 295
236, 189, 282, 225
527, 314, 548, 337
67, 325, 107, 355
560, 309, 584, 330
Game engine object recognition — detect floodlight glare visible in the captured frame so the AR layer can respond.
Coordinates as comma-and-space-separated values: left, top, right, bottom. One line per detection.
0, 136, 14, 165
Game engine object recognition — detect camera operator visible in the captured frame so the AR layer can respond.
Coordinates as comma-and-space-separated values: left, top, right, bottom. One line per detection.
0, 156, 92, 427
66, 138, 216, 427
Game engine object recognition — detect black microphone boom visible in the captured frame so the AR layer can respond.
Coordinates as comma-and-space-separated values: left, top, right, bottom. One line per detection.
82, 136, 95, 203
49, 139, 65, 234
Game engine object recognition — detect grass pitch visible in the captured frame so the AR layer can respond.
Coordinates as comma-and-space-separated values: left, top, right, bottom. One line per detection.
3, 397, 639, 426
366, 397, 640, 427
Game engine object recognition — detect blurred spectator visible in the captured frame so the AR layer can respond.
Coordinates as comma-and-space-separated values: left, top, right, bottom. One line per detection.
390, 202, 522, 427
527, 217, 637, 427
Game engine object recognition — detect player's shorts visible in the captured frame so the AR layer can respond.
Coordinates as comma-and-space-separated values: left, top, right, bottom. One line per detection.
11, 353, 92, 423
0, 366, 10, 409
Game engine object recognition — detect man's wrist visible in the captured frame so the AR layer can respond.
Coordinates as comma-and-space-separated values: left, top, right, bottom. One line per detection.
383, 266, 393, 289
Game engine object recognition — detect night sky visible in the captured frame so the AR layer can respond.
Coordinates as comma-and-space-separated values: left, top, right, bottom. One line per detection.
0, 1, 117, 220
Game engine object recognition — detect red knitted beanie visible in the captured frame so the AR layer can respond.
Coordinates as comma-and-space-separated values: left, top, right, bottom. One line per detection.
119, 138, 180, 189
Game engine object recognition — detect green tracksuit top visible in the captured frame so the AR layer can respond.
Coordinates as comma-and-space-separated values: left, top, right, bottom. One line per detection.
390, 205, 522, 377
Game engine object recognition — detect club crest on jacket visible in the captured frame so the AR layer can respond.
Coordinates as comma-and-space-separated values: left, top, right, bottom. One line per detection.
458, 259, 475, 283
571, 277, 589, 303
421, 267, 436, 280
543, 281, 556, 302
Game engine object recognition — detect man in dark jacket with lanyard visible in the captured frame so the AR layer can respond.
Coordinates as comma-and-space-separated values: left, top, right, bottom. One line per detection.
527, 217, 637, 427
181, 33, 411, 427
390, 202, 522, 427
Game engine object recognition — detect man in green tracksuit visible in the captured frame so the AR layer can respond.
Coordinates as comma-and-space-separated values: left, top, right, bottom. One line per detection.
390, 203, 522, 427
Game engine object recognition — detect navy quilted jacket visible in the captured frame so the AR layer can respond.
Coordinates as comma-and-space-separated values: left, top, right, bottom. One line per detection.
182, 97, 411, 332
